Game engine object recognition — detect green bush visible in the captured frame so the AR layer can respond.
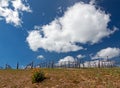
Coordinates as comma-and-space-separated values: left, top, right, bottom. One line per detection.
32, 68, 45, 83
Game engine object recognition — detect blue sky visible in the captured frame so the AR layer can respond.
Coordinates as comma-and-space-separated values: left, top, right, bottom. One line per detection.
0, 0, 120, 68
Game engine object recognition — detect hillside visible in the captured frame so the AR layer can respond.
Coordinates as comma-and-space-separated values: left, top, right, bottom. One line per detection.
0, 68, 120, 88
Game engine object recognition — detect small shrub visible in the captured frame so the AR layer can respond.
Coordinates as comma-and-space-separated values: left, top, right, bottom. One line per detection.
32, 68, 45, 83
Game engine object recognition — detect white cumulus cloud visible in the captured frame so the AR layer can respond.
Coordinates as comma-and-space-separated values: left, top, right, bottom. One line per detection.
37, 55, 44, 59
83, 60, 115, 67
92, 47, 120, 59
0, 0, 31, 26
56, 56, 75, 66
77, 54, 85, 59
26, 2, 117, 53
56, 54, 86, 66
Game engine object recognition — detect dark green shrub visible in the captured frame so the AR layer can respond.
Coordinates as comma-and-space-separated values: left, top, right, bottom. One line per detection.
32, 68, 45, 83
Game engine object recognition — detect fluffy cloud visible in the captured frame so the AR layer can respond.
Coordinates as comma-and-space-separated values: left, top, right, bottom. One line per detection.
27, 30, 83, 52
56, 55, 115, 67
77, 54, 85, 59
56, 56, 75, 66
83, 60, 115, 67
92, 47, 120, 59
56, 55, 86, 66
27, 2, 117, 52
90, 0, 96, 5
0, 0, 31, 26
37, 55, 44, 59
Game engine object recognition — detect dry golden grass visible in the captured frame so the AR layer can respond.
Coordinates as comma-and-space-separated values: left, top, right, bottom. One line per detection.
0, 68, 120, 88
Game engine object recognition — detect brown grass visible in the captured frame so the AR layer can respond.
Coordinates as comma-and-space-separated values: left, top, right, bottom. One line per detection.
0, 68, 120, 88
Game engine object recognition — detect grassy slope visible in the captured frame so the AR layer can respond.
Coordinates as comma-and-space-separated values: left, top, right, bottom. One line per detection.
0, 68, 120, 88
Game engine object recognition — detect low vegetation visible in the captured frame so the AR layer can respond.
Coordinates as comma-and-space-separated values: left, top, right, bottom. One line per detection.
32, 68, 45, 83
0, 68, 120, 88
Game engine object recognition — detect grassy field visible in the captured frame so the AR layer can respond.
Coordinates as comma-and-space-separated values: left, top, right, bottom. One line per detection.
0, 68, 120, 88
